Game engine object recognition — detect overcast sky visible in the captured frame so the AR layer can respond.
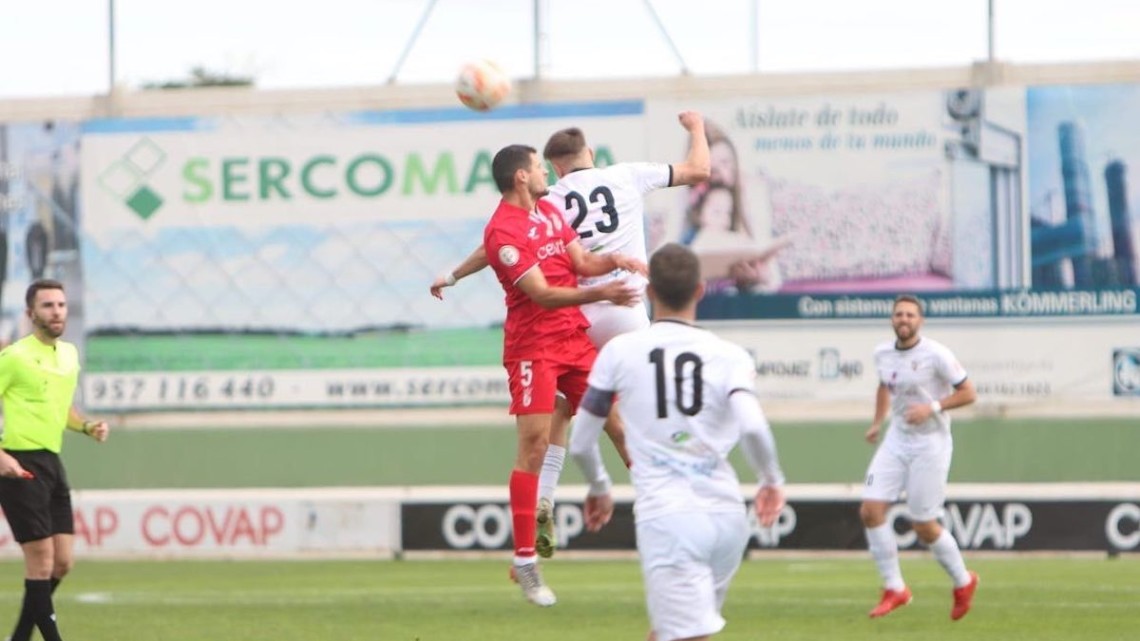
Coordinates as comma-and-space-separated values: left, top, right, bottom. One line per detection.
1, 0, 1137, 98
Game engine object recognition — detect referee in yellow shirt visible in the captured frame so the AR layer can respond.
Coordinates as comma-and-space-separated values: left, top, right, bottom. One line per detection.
0, 280, 109, 641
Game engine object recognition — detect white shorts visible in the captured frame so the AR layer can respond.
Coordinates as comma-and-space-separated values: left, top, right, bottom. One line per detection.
581, 299, 649, 348
862, 435, 953, 522
636, 510, 749, 641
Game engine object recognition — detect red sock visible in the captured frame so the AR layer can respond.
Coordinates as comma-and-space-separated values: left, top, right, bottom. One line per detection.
509, 469, 539, 559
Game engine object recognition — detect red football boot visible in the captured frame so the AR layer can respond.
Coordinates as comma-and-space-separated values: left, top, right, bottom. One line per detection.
869, 586, 913, 618
951, 571, 979, 621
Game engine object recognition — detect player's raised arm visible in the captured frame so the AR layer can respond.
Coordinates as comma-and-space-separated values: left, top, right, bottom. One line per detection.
430, 245, 489, 299
670, 111, 712, 187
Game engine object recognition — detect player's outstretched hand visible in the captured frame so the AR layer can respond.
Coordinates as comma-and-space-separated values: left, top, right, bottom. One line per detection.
678, 110, 705, 132
754, 485, 785, 528
430, 275, 452, 300
864, 423, 881, 444
584, 493, 614, 532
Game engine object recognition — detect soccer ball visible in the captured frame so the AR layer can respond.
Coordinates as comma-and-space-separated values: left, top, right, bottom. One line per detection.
455, 60, 511, 112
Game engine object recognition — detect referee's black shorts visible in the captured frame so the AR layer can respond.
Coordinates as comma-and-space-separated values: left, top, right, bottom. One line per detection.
0, 449, 74, 544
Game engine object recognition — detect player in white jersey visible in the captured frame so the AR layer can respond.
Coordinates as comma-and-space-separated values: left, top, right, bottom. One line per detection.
569, 243, 785, 641
861, 294, 979, 621
539, 119, 708, 345
430, 113, 712, 558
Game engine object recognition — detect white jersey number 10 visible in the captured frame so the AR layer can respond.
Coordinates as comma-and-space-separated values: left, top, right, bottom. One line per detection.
649, 347, 704, 418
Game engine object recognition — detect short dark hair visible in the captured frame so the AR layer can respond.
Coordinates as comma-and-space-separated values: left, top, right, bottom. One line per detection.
491, 144, 537, 194
543, 127, 586, 160
649, 243, 701, 310
26, 279, 65, 309
893, 294, 924, 315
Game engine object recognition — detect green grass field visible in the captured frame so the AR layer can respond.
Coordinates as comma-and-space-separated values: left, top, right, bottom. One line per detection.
85, 328, 503, 372
2, 557, 1134, 641
62, 418, 1139, 489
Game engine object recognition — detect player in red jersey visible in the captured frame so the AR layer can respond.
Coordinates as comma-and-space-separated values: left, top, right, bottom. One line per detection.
483, 144, 644, 607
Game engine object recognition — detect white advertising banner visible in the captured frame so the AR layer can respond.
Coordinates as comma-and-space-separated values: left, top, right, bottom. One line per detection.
714, 317, 1140, 406
0, 490, 401, 558
82, 320, 1140, 412
643, 88, 1030, 299
82, 366, 508, 411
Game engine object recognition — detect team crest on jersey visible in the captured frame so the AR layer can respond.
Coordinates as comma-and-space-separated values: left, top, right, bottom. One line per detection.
499, 245, 520, 267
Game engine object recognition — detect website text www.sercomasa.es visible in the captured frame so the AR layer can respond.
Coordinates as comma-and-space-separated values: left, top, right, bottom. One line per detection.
325, 376, 509, 401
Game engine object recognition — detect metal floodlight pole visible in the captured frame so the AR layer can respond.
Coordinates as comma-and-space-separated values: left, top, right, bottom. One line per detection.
108, 0, 117, 94
533, 0, 550, 80
641, 0, 690, 75
987, 0, 995, 62
387, 0, 440, 85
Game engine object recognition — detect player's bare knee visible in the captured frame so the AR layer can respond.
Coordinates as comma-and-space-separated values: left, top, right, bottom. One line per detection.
52, 542, 75, 579
525, 432, 549, 453
859, 501, 887, 527
912, 519, 942, 544
53, 557, 75, 578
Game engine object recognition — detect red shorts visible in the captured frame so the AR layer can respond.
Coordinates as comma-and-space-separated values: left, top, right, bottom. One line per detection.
505, 334, 597, 415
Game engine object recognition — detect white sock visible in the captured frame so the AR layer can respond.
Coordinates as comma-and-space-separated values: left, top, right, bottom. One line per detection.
538, 444, 566, 507
513, 555, 536, 567
866, 524, 906, 591
930, 529, 971, 587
